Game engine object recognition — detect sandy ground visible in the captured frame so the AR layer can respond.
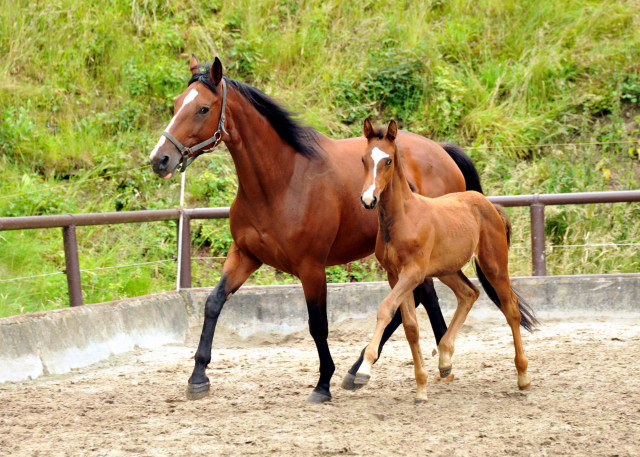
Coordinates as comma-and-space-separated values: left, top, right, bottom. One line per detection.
1, 308, 639, 457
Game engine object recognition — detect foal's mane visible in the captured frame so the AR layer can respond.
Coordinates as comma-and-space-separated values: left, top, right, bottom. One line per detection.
188, 65, 320, 158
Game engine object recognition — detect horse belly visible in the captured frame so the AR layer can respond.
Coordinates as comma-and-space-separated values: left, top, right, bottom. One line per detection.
424, 226, 478, 277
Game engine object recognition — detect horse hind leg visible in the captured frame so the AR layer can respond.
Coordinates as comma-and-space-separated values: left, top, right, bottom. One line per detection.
476, 259, 531, 390
399, 295, 429, 404
496, 280, 531, 389
436, 271, 480, 379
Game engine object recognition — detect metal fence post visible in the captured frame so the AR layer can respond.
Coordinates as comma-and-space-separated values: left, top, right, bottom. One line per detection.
530, 194, 546, 276
62, 223, 83, 307
178, 214, 192, 289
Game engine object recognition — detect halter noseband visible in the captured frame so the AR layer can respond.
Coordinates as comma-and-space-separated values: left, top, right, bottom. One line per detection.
161, 78, 229, 173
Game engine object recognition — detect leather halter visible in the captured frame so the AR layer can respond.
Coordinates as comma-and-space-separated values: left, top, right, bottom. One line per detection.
161, 78, 229, 173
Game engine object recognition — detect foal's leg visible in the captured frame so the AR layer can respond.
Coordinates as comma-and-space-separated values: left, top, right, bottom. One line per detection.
341, 279, 447, 390
187, 243, 262, 400
479, 266, 531, 390
436, 271, 480, 378
299, 264, 336, 403
354, 272, 420, 385
399, 295, 429, 404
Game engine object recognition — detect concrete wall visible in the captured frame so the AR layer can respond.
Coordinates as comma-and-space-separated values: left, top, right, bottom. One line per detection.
1, 275, 638, 383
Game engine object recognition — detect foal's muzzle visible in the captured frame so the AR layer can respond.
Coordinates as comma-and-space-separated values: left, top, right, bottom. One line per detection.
361, 195, 378, 210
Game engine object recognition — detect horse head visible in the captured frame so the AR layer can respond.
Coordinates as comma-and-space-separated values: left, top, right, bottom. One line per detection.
149, 55, 229, 179
360, 118, 398, 209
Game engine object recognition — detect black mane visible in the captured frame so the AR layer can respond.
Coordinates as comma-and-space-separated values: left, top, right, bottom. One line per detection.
188, 67, 320, 158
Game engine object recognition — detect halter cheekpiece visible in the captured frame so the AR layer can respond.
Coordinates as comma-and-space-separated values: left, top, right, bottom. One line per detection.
162, 78, 229, 173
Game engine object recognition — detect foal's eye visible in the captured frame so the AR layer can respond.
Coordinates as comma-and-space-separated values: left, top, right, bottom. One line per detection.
386, 159, 392, 166
361, 156, 365, 163
198, 106, 210, 114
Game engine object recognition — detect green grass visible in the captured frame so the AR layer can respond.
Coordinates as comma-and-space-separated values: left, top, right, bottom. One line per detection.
1, 0, 640, 316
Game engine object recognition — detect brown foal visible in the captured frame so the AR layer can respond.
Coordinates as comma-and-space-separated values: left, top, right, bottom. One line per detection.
354, 119, 537, 403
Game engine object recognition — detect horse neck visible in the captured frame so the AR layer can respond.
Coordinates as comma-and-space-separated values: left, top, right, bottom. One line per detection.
223, 89, 301, 202
378, 149, 415, 228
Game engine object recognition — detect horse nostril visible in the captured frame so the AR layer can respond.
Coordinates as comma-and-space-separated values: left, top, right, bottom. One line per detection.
159, 154, 170, 170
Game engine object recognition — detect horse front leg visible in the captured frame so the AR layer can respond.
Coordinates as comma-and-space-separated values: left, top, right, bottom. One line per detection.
354, 271, 420, 386
341, 279, 447, 390
299, 266, 335, 403
399, 295, 429, 404
186, 243, 261, 400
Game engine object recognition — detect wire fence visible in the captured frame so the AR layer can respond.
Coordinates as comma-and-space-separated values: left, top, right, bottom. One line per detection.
2, 241, 639, 284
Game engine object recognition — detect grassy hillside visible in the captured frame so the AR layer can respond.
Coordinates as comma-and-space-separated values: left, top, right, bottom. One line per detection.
1, 0, 639, 316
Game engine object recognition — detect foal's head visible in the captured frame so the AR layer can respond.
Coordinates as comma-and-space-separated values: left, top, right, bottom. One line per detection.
360, 118, 398, 210
149, 55, 227, 179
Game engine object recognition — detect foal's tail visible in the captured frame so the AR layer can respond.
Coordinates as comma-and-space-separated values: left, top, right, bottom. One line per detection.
474, 203, 539, 332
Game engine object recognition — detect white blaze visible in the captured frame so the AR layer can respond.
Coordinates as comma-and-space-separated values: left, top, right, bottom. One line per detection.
149, 89, 200, 160
361, 147, 390, 205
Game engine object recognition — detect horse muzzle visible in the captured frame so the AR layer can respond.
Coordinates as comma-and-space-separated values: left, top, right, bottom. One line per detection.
150, 152, 180, 179
361, 195, 378, 210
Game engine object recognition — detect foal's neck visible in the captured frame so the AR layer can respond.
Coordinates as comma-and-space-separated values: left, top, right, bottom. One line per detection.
377, 150, 416, 235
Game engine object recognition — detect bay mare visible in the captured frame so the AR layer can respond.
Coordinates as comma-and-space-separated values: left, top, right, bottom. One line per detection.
149, 56, 491, 403
355, 119, 537, 403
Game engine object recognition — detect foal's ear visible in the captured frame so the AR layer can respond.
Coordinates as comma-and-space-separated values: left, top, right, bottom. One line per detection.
210, 57, 223, 86
189, 54, 200, 75
386, 120, 398, 142
363, 117, 374, 139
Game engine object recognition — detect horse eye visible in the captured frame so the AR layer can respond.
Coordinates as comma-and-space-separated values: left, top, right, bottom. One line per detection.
361, 156, 365, 163
386, 159, 392, 166
199, 106, 210, 114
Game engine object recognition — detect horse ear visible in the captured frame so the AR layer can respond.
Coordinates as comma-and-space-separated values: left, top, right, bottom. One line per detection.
386, 120, 397, 142
189, 54, 200, 75
211, 57, 223, 86
363, 118, 374, 139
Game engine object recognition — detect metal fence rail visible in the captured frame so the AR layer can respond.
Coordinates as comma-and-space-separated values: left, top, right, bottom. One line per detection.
1, 190, 639, 307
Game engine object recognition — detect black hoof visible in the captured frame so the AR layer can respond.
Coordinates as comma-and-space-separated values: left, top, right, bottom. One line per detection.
341, 373, 365, 391
307, 390, 332, 403
186, 381, 210, 400
353, 373, 370, 386
439, 367, 452, 379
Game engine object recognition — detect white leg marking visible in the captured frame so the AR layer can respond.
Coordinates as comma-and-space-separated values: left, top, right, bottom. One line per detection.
358, 361, 372, 377
149, 89, 200, 160
361, 147, 389, 205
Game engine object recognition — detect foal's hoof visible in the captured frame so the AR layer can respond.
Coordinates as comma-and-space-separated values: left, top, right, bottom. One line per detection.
353, 373, 370, 386
307, 390, 332, 403
434, 371, 455, 383
439, 366, 452, 379
518, 383, 531, 391
518, 374, 532, 390
186, 381, 211, 400
341, 373, 364, 391
414, 398, 428, 405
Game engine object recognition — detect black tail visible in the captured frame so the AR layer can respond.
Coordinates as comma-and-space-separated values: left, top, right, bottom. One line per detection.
475, 262, 538, 332
443, 142, 538, 332
440, 143, 483, 194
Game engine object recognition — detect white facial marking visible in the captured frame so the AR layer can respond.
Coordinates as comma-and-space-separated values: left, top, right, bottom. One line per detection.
149, 89, 200, 160
361, 147, 390, 205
